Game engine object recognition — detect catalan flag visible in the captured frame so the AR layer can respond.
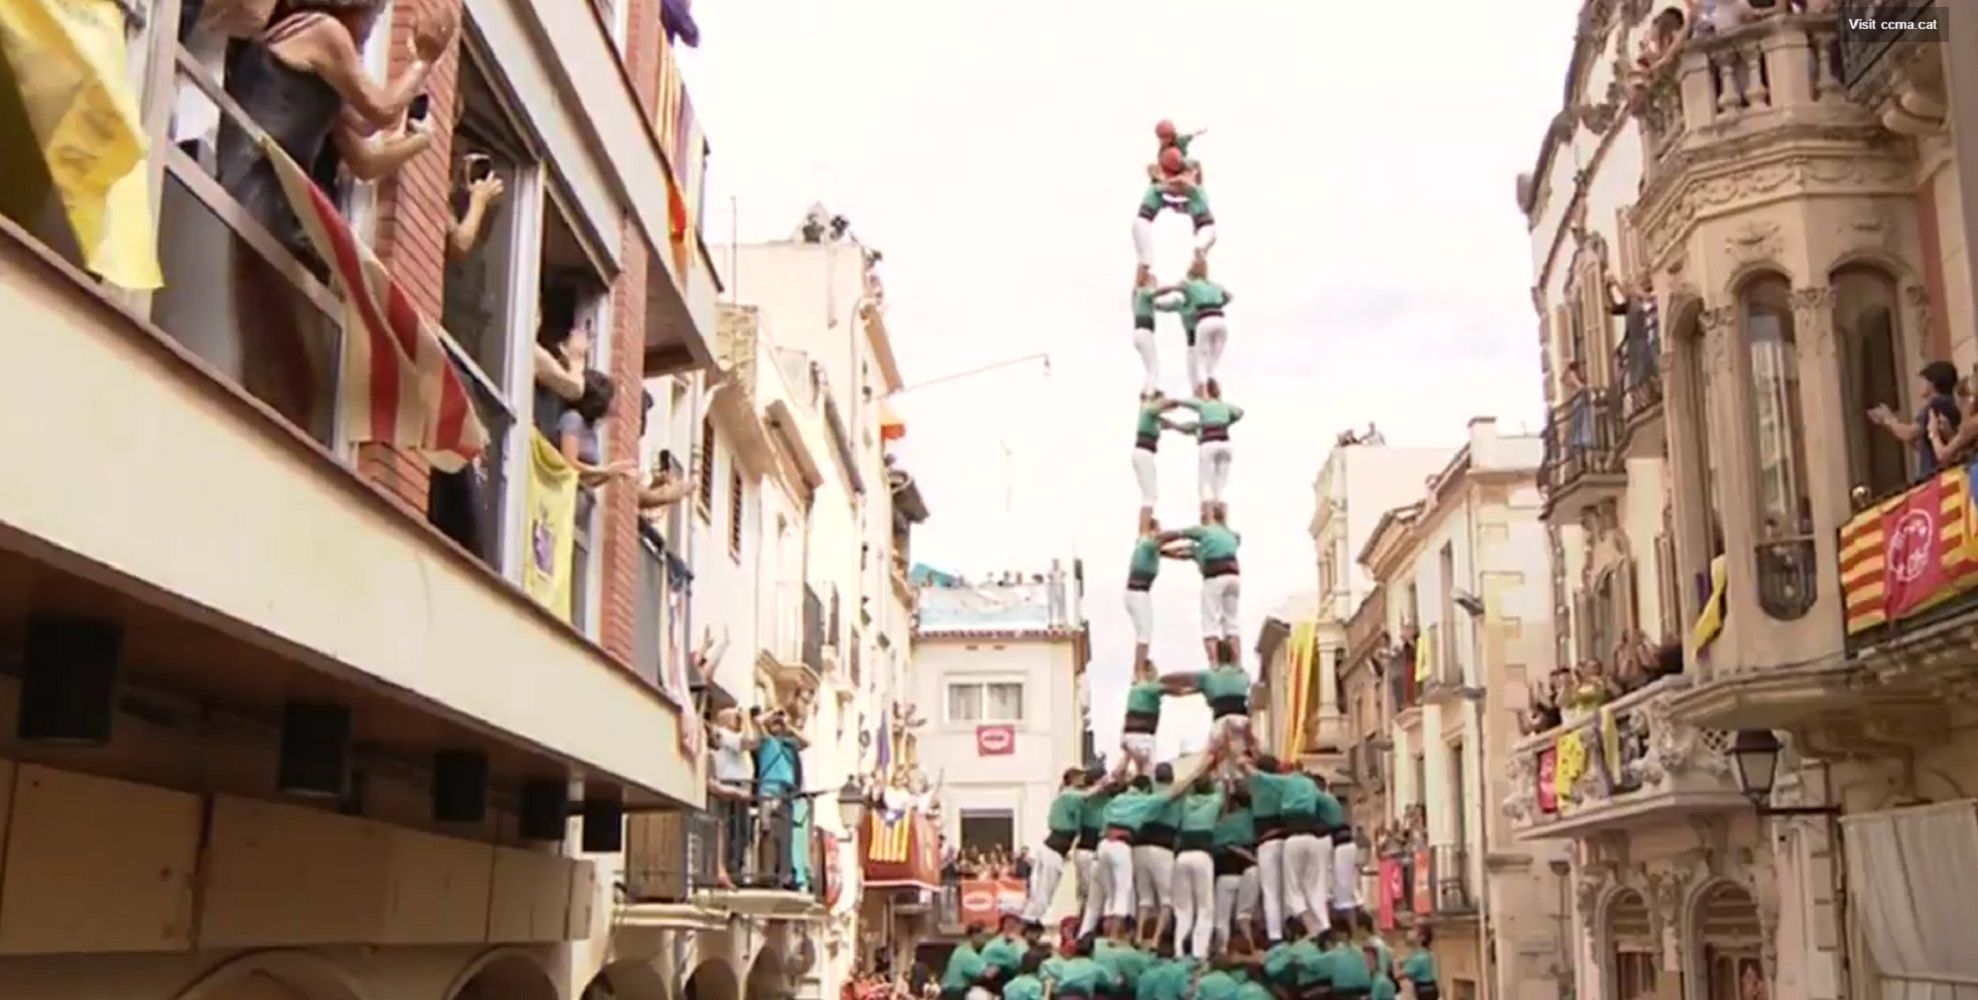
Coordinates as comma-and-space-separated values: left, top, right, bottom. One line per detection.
1282, 620, 1316, 759
867, 812, 912, 864
1840, 468, 1978, 636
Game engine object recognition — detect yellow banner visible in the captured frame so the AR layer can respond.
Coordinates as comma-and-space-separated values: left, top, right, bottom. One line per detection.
0, 0, 160, 288
1554, 729, 1587, 804
1414, 627, 1434, 683
1283, 620, 1316, 759
522, 431, 579, 617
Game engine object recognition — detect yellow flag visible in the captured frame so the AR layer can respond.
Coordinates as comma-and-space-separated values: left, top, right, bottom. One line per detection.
523, 431, 580, 617
1689, 554, 1728, 654
1414, 628, 1433, 683
1284, 620, 1316, 759
0, 0, 161, 288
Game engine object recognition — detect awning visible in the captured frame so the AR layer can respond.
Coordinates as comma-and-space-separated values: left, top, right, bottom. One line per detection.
880, 403, 906, 442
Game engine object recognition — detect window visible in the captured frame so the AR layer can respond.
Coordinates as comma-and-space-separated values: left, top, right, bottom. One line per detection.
1448, 741, 1467, 846
697, 418, 716, 515
1832, 267, 1907, 498
947, 682, 1024, 723
728, 467, 744, 558
1608, 889, 1658, 1000
959, 810, 1015, 855
1438, 542, 1457, 682
1740, 274, 1817, 619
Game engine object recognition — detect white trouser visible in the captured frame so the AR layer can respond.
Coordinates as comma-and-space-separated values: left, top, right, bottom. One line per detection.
1201, 574, 1242, 638
1076, 848, 1105, 936
1132, 447, 1158, 508
1282, 833, 1331, 924
1194, 315, 1229, 386
1132, 328, 1159, 395
1194, 222, 1218, 258
1172, 850, 1216, 958
1198, 440, 1234, 504
1119, 732, 1156, 775
1097, 839, 1136, 917
1124, 590, 1155, 644
1024, 843, 1068, 922
1258, 838, 1287, 941
1331, 839, 1361, 911
966, 988, 994, 1000
1133, 844, 1175, 914
1215, 868, 1262, 943
1185, 335, 1202, 391
1133, 217, 1156, 268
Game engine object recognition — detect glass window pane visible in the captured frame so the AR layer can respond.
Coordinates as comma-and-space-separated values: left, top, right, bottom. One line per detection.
1743, 276, 1812, 540
1832, 268, 1907, 497
988, 683, 1024, 722
948, 684, 982, 722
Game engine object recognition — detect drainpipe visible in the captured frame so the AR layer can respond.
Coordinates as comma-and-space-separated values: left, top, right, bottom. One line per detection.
1463, 485, 1496, 1000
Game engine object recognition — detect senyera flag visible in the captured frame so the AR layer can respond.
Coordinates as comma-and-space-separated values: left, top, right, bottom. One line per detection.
264, 137, 488, 472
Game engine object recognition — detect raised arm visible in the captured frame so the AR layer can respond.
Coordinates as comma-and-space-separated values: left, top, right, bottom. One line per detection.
332, 122, 433, 182
1226, 405, 1246, 424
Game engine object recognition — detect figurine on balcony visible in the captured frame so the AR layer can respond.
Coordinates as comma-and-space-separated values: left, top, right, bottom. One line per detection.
1153, 260, 1234, 397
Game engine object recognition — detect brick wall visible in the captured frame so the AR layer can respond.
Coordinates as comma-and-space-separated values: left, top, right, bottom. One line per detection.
599, 226, 650, 667
359, 0, 467, 515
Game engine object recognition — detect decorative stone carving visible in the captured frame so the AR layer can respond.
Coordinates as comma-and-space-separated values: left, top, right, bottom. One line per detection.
1700, 305, 1738, 331
1640, 154, 1914, 261
1575, 870, 1608, 918
1838, 204, 1897, 253
1791, 286, 1837, 314
1503, 753, 1537, 823
1636, 696, 1732, 786
1726, 221, 1784, 265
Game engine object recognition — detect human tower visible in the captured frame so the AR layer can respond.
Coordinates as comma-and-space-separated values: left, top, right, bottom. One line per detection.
926, 124, 1446, 1000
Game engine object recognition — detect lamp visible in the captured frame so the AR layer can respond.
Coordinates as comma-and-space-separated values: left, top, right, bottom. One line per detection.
837, 776, 868, 831
1729, 729, 1839, 817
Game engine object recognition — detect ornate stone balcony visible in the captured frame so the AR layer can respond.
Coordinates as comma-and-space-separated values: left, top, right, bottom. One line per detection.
1502, 676, 1746, 841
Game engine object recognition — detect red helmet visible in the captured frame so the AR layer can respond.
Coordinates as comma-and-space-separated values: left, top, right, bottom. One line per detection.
1158, 147, 1187, 174
1154, 119, 1178, 141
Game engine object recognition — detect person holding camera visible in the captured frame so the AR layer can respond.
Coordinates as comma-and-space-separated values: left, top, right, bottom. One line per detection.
752, 703, 810, 890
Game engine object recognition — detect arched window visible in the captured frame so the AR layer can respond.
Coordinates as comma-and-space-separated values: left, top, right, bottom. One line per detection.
1832, 267, 1908, 498
1608, 889, 1660, 1000
1740, 275, 1818, 619
1675, 304, 1721, 608
1696, 882, 1765, 1000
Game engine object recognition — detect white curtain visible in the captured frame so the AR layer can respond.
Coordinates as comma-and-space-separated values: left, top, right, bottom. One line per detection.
1842, 800, 1978, 1000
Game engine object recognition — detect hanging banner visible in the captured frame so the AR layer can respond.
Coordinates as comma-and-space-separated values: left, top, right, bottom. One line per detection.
1536, 746, 1559, 815
1283, 620, 1316, 759
662, 550, 699, 755
1411, 848, 1434, 915
1377, 856, 1403, 929
522, 432, 578, 616
1553, 730, 1588, 805
1841, 465, 1978, 637
976, 724, 1016, 756
958, 878, 1026, 928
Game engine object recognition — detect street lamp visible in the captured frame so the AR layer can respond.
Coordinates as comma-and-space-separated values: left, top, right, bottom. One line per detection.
1729, 729, 1839, 817
838, 776, 869, 831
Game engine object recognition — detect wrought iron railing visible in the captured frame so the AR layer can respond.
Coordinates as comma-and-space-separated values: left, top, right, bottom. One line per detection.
1840, 0, 1932, 93
1540, 389, 1624, 497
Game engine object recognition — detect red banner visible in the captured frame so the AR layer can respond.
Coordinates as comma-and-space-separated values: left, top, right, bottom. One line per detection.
976, 724, 1016, 756
1883, 474, 1950, 620
958, 878, 1026, 927
1377, 857, 1403, 929
1412, 848, 1433, 915
1536, 746, 1559, 815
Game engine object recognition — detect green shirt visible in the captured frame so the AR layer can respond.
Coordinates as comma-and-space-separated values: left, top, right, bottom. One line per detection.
1314, 789, 1347, 828
1289, 941, 1330, 986
941, 944, 986, 992
981, 936, 1026, 976
1278, 772, 1321, 818
1181, 524, 1240, 566
1189, 398, 1244, 429
1235, 983, 1275, 1000
1005, 974, 1047, 1000
1129, 536, 1162, 579
1105, 789, 1160, 831
1329, 944, 1374, 991
1401, 950, 1438, 985
1212, 806, 1255, 848
1369, 939, 1395, 980
1196, 971, 1244, 1000
1083, 791, 1116, 835
1197, 664, 1250, 703
1048, 790, 1086, 834
1263, 942, 1303, 985
1372, 975, 1400, 1000
1136, 401, 1163, 438
1133, 287, 1156, 322
1047, 956, 1113, 994
1150, 783, 1183, 830
1180, 790, 1224, 834
1246, 772, 1285, 819
1151, 288, 1197, 334
1126, 678, 1164, 714
1095, 940, 1156, 989
1136, 959, 1196, 1000
1183, 278, 1228, 312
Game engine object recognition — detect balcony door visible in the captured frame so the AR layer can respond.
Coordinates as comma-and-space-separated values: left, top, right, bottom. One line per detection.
1832, 266, 1908, 500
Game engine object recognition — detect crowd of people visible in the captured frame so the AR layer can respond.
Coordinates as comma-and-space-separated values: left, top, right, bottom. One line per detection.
1519, 629, 1685, 736
943, 845, 1036, 884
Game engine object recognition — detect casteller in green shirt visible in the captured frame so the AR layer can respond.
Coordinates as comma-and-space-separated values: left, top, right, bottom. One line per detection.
1104, 787, 1161, 832
1129, 535, 1164, 580
1095, 938, 1157, 990
1196, 662, 1250, 710
1196, 970, 1245, 1000
1125, 678, 1165, 716
980, 935, 1026, 978
1179, 788, 1225, 841
1047, 955, 1114, 995
1180, 523, 1240, 569
1136, 958, 1196, 1000
1047, 789, 1085, 836
1278, 771, 1322, 819
1315, 786, 1347, 829
1328, 941, 1375, 992
1401, 949, 1438, 986
1004, 973, 1047, 1000
1213, 805, 1255, 850
940, 942, 986, 993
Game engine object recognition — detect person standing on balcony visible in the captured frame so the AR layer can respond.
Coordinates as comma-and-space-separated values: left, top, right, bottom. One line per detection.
556, 370, 642, 486
1153, 262, 1233, 397
1024, 768, 1088, 928
1869, 360, 1964, 481
1133, 398, 1191, 531
1160, 515, 1242, 666
1607, 268, 1659, 402
708, 707, 756, 889
753, 706, 809, 890
1212, 786, 1261, 951
1169, 381, 1244, 523
1560, 362, 1595, 457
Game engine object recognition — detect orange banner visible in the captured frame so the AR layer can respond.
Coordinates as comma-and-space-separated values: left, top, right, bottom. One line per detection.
958, 878, 1027, 928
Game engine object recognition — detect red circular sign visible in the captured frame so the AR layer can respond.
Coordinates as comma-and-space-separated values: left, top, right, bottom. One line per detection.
1889, 508, 1937, 584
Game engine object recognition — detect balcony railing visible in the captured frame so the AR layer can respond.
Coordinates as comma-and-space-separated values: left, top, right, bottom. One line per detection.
1616, 321, 1663, 426
625, 809, 721, 902
1430, 844, 1475, 915
625, 792, 830, 908
1839, 467, 1978, 656
1501, 675, 1745, 840
1840, 0, 1935, 96
1539, 389, 1625, 510
634, 528, 667, 687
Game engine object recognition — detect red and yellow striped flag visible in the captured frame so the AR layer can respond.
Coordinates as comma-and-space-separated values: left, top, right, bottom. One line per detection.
1841, 468, 1978, 635
868, 813, 911, 863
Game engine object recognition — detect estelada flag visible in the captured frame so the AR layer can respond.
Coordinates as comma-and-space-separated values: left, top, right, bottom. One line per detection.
265, 136, 487, 471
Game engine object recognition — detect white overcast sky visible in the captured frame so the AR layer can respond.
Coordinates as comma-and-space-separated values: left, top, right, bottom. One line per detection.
680, 0, 1575, 758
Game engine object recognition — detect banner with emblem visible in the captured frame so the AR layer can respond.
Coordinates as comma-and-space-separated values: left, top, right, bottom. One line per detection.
522, 432, 578, 616
1841, 466, 1978, 637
